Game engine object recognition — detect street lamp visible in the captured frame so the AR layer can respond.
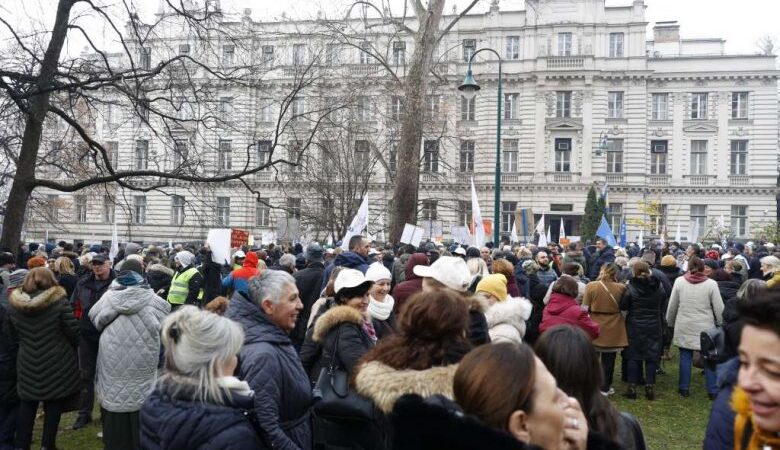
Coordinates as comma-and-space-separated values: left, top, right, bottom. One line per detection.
595, 131, 609, 156
459, 48, 502, 245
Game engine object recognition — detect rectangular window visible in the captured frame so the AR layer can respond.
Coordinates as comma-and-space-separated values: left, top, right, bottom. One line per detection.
359, 41, 372, 64
139, 47, 151, 70
556, 91, 571, 118
103, 195, 115, 224
506, 36, 520, 59
650, 140, 668, 175
261, 45, 275, 66
288, 141, 302, 170
606, 139, 623, 173
609, 33, 624, 58
292, 44, 306, 66
135, 140, 148, 170
730, 140, 748, 175
690, 140, 708, 175
731, 92, 749, 119
287, 198, 301, 220
501, 201, 518, 234
173, 140, 188, 168
462, 39, 476, 62
216, 197, 230, 226
179, 44, 190, 55
292, 97, 305, 119
259, 100, 273, 123
690, 93, 708, 119
423, 140, 439, 173
354, 140, 370, 169
222, 45, 235, 68
461, 96, 475, 121
325, 43, 339, 66
390, 96, 404, 121
651, 93, 669, 120
502, 139, 519, 173
504, 93, 519, 120
690, 205, 707, 238
218, 139, 232, 170
257, 140, 271, 168
256, 198, 270, 227
608, 91, 624, 119
558, 33, 572, 56
607, 203, 622, 234
74, 195, 87, 223
731, 206, 747, 237
138, 99, 150, 122
392, 41, 406, 66
650, 204, 667, 235
421, 199, 438, 221
355, 96, 371, 122
426, 95, 440, 118
218, 97, 233, 119
105, 104, 118, 128
133, 196, 147, 225
554, 138, 571, 172
458, 200, 473, 228
47, 194, 59, 221
171, 195, 185, 226
460, 141, 474, 172
107, 141, 119, 168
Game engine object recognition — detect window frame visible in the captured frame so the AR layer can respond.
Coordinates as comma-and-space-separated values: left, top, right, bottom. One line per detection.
650, 140, 668, 175
609, 33, 624, 58
460, 95, 475, 121
504, 93, 519, 120
462, 39, 476, 62
218, 139, 232, 171
171, 195, 186, 226
690, 140, 708, 175
690, 92, 708, 120
460, 140, 475, 173
651, 93, 669, 120
608, 91, 624, 119
502, 139, 519, 173
731, 205, 748, 237
506, 36, 520, 60
422, 140, 439, 173
133, 195, 147, 225
556, 91, 571, 118
731, 92, 749, 119
558, 33, 573, 56
256, 198, 271, 227
730, 140, 748, 175
216, 196, 231, 226
554, 138, 572, 173
606, 139, 624, 173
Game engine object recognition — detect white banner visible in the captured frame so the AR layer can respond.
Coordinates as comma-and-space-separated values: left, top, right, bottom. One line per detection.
341, 194, 369, 250
207, 229, 232, 265
470, 178, 484, 248
109, 222, 119, 264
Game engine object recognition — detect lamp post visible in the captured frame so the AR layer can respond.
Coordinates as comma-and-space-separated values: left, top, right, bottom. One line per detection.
596, 131, 609, 156
459, 48, 502, 245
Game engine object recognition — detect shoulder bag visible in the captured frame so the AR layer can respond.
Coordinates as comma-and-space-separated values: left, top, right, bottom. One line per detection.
701, 294, 729, 368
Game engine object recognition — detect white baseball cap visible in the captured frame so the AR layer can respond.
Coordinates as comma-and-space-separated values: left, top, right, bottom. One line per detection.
453, 247, 467, 256
234, 250, 246, 258
413, 256, 471, 292
334, 268, 372, 294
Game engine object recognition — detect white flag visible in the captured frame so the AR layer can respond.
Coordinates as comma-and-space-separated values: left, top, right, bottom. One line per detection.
637, 229, 644, 248
341, 194, 369, 250
546, 226, 551, 246
326, 233, 334, 247
674, 223, 682, 243
109, 221, 119, 263
470, 179, 484, 248
536, 214, 547, 248
559, 219, 566, 241
510, 219, 518, 244
378, 215, 386, 243
689, 220, 700, 244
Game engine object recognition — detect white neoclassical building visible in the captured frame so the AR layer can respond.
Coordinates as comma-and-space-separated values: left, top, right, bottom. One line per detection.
25, 0, 780, 246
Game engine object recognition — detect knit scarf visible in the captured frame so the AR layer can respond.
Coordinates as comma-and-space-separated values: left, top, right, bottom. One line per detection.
368, 294, 395, 321
732, 387, 780, 450
362, 318, 377, 344
684, 272, 709, 284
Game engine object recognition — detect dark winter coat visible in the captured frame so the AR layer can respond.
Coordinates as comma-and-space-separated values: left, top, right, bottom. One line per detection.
56, 272, 79, 300
703, 357, 740, 450
0, 303, 18, 405
300, 303, 374, 384
6, 286, 80, 401
716, 280, 740, 306
391, 253, 429, 314
224, 292, 312, 450
621, 276, 666, 361
146, 263, 174, 298
514, 258, 531, 298
722, 297, 742, 357
140, 381, 264, 450
655, 265, 683, 292
320, 251, 370, 292
70, 271, 116, 341
200, 251, 224, 304
467, 296, 491, 346
523, 274, 550, 345
291, 262, 326, 348
540, 292, 600, 340
588, 246, 616, 280
562, 250, 589, 275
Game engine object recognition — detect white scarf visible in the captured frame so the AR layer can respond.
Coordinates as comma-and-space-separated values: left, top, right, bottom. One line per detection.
368, 294, 395, 321
217, 376, 253, 397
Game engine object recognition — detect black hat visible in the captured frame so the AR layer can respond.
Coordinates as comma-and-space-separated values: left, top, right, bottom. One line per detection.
92, 254, 109, 264
121, 258, 143, 274
305, 243, 324, 263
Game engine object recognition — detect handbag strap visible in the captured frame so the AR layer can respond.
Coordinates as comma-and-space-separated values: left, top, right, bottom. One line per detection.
327, 323, 343, 373
599, 281, 619, 308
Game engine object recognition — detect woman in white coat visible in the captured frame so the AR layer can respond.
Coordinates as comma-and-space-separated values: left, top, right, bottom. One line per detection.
475, 274, 533, 345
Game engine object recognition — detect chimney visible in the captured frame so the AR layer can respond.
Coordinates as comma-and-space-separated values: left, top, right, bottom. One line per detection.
653, 21, 680, 44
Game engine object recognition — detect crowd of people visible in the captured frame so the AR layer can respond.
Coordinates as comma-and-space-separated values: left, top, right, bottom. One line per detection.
0, 235, 778, 450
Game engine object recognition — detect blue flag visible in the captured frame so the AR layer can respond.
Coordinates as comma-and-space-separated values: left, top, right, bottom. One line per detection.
619, 217, 627, 248
597, 215, 617, 247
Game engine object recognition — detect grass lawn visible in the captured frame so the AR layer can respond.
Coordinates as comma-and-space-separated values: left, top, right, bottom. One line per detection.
41, 348, 712, 449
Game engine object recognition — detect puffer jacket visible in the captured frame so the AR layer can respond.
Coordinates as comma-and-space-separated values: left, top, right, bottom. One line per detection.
391, 253, 429, 313
141, 378, 264, 450
222, 252, 260, 296
224, 292, 312, 450
89, 283, 170, 412
540, 292, 600, 340
703, 357, 740, 450
146, 263, 174, 298
621, 276, 665, 361
666, 274, 723, 350
485, 297, 533, 345
6, 286, 80, 401
300, 302, 375, 384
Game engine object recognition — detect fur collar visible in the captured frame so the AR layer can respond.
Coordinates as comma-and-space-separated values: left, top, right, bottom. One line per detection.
467, 295, 489, 313
313, 305, 365, 343
146, 263, 174, 276
9, 286, 67, 313
354, 361, 458, 413
485, 297, 533, 328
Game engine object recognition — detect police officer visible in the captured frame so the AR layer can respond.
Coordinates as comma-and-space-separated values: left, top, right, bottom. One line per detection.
166, 250, 204, 309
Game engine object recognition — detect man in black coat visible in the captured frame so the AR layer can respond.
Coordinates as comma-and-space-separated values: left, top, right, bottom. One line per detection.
587, 238, 615, 280
70, 254, 116, 429
291, 244, 326, 350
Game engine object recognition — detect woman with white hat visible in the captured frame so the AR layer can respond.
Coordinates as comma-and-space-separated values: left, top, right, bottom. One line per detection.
365, 262, 397, 339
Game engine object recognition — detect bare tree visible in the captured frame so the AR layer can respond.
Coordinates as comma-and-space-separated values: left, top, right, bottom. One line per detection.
757, 35, 777, 56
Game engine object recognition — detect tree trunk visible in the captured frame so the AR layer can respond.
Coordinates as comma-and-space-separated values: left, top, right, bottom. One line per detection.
388, 0, 446, 243
0, 0, 75, 256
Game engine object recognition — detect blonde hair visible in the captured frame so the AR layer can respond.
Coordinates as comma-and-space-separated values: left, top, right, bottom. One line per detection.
467, 258, 490, 278
21, 267, 59, 293
54, 256, 75, 276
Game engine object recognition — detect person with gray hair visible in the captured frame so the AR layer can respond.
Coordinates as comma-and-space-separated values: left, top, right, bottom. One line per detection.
224, 270, 312, 449
140, 306, 264, 450
760, 255, 780, 288
268, 253, 297, 275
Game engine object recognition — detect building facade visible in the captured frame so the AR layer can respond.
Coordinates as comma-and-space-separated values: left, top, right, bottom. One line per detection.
25, 0, 780, 246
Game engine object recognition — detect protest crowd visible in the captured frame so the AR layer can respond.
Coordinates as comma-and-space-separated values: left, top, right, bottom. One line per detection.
0, 234, 779, 450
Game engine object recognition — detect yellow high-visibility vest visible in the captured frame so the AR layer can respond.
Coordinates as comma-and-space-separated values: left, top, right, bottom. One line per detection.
166, 267, 204, 305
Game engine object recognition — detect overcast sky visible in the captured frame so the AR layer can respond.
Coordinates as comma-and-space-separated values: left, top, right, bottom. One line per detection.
1, 0, 778, 56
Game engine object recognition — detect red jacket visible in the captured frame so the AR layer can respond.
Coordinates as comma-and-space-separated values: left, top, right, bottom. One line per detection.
540, 292, 600, 340
391, 253, 429, 314
232, 252, 260, 281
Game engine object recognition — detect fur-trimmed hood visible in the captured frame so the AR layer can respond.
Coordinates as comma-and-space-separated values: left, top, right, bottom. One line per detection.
9, 286, 67, 313
312, 305, 365, 343
485, 297, 533, 329
354, 361, 458, 413
146, 263, 174, 276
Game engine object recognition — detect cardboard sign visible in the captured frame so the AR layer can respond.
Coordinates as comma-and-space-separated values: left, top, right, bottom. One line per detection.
400, 224, 425, 246
207, 229, 231, 265
231, 229, 249, 248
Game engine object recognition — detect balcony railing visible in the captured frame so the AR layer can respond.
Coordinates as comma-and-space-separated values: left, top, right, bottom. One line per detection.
501, 173, 519, 183
545, 172, 576, 183
605, 173, 624, 184
648, 175, 670, 186
688, 175, 714, 186
729, 175, 750, 186
346, 64, 382, 76
546, 56, 584, 69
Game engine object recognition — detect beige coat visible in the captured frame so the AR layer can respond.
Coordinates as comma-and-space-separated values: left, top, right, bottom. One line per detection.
583, 281, 628, 349
666, 275, 723, 350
